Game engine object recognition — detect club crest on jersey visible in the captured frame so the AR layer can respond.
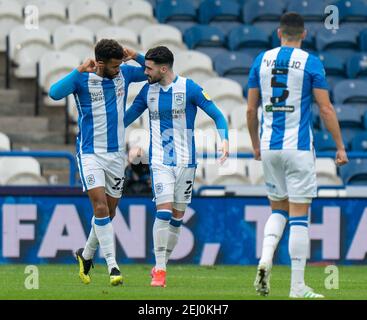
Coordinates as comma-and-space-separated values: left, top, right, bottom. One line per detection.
86, 174, 95, 186
174, 92, 185, 105
155, 183, 163, 194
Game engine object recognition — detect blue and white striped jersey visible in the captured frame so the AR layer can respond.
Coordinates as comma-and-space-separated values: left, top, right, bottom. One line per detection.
49, 55, 146, 155
248, 46, 328, 151
124, 76, 229, 167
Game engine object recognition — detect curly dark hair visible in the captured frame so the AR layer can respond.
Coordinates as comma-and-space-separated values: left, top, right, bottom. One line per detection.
95, 39, 124, 62
145, 46, 174, 68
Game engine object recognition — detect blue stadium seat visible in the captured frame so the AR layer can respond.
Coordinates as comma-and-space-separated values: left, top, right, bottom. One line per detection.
156, 0, 197, 23
243, 0, 285, 24
287, 0, 325, 21
184, 25, 226, 48
271, 29, 315, 50
226, 74, 249, 91
314, 131, 340, 151
252, 21, 280, 37
333, 104, 363, 128
317, 52, 346, 88
364, 111, 367, 129
183, 25, 228, 59
227, 25, 269, 52
351, 132, 367, 151
167, 21, 197, 34
314, 128, 352, 150
214, 51, 252, 90
339, 158, 367, 185
317, 52, 346, 77
346, 22, 367, 32
198, 0, 241, 24
341, 127, 364, 147
317, 104, 366, 132
347, 53, 367, 78
210, 21, 243, 36
333, 79, 367, 104
152, 0, 200, 9
335, 0, 367, 22
360, 28, 367, 51
214, 51, 253, 76
315, 27, 359, 62
304, 22, 325, 37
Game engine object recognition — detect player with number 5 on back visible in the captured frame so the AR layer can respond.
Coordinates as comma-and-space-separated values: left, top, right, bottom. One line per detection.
124, 46, 229, 288
49, 39, 146, 286
247, 13, 348, 299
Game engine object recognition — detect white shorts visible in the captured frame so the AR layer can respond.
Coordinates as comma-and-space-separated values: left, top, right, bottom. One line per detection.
150, 164, 196, 207
76, 152, 126, 198
261, 150, 317, 204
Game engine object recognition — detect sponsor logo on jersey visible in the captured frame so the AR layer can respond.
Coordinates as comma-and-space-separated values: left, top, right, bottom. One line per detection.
265, 105, 295, 112
86, 174, 95, 186
150, 108, 186, 121
90, 90, 104, 103
155, 183, 163, 194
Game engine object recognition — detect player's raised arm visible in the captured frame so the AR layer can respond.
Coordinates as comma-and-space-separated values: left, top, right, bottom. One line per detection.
124, 84, 149, 128
189, 80, 229, 164
49, 58, 96, 100
121, 47, 147, 83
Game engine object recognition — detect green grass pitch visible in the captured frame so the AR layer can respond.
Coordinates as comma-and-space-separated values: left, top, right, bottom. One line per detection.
0, 264, 365, 300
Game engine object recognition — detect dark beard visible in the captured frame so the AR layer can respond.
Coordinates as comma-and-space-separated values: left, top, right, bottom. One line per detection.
148, 76, 162, 84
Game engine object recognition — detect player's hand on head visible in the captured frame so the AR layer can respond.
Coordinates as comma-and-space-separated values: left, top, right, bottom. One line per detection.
123, 47, 137, 62
78, 58, 97, 73
219, 140, 229, 165
335, 149, 348, 166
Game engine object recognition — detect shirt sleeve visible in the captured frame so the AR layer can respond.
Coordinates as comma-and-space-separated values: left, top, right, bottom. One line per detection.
49, 69, 80, 100
189, 79, 229, 140
308, 55, 329, 90
121, 54, 147, 84
135, 53, 145, 67
248, 52, 265, 89
124, 84, 148, 128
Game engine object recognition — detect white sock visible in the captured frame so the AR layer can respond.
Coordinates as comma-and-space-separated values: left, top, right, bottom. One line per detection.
153, 210, 172, 271
94, 216, 118, 274
82, 216, 99, 260
166, 217, 183, 263
259, 211, 287, 266
289, 215, 309, 289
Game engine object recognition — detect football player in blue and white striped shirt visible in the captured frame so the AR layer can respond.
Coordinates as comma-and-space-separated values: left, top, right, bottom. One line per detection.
247, 13, 348, 298
49, 39, 146, 286
124, 46, 229, 287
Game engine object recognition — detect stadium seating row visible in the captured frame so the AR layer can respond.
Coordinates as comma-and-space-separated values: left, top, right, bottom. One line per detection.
4, 17, 367, 97
3, 0, 367, 55
0, 0, 158, 51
